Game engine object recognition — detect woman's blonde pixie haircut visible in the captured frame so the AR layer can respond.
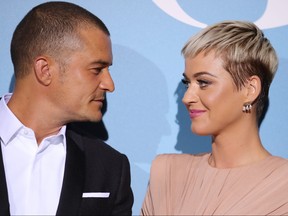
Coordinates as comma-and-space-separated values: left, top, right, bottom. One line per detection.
182, 20, 278, 121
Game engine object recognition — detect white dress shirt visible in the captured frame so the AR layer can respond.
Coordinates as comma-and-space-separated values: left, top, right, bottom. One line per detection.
0, 93, 66, 215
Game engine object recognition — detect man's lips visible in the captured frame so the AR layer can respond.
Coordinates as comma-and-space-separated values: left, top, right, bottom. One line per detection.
91, 98, 105, 105
92, 97, 105, 102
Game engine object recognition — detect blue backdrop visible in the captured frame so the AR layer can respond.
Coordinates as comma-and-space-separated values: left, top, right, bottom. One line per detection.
1, 0, 288, 214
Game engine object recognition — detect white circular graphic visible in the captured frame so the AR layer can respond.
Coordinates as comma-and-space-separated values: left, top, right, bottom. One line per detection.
153, 0, 288, 29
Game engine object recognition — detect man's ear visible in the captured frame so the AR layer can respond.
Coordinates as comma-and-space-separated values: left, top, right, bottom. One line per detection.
245, 75, 261, 103
34, 56, 52, 86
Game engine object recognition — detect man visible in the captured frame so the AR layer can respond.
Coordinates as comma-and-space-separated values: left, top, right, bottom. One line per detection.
0, 1, 133, 215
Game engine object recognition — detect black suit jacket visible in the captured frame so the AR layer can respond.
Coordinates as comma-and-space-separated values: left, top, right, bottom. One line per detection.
0, 124, 133, 215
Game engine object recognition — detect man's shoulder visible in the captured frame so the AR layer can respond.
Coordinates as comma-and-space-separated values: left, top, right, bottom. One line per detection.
66, 122, 125, 160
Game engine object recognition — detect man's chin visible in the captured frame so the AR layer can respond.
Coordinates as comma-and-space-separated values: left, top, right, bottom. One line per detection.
85, 114, 103, 123
73, 112, 103, 123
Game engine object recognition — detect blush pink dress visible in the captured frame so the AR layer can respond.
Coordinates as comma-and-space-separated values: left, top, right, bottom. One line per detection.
141, 153, 288, 215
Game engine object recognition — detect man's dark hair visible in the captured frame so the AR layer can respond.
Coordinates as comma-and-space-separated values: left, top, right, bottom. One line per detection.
11, 1, 110, 78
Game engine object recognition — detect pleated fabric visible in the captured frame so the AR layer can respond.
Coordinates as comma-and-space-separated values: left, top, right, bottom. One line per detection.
141, 153, 288, 215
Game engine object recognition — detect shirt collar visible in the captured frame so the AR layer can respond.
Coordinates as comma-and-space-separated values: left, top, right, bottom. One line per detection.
38, 125, 66, 153
0, 93, 66, 148
0, 93, 23, 145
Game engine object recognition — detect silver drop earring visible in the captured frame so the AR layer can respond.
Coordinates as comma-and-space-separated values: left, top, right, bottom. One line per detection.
242, 103, 252, 113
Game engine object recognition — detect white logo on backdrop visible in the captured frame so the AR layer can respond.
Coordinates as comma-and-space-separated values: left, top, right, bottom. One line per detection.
254, 0, 288, 29
153, 0, 288, 29
153, 0, 207, 28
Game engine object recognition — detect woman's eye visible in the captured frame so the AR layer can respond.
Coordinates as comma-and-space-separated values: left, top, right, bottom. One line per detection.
181, 78, 190, 88
197, 79, 211, 88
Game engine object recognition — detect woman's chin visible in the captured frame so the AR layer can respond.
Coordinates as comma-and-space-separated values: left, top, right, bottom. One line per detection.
191, 127, 210, 136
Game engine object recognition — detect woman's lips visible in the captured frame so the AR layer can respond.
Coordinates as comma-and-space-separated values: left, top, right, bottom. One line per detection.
189, 109, 206, 118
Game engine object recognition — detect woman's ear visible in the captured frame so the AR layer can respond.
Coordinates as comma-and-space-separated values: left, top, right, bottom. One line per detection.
34, 56, 52, 86
245, 75, 261, 103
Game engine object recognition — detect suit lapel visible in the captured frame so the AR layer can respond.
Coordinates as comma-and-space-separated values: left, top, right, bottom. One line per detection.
0, 145, 10, 215
56, 129, 85, 215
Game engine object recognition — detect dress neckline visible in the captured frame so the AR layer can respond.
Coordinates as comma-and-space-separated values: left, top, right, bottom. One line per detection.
204, 153, 274, 171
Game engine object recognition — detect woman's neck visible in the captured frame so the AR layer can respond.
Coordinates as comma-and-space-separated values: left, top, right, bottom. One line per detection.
209, 125, 270, 168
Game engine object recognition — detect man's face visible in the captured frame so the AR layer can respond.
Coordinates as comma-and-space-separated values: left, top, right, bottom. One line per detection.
50, 27, 114, 123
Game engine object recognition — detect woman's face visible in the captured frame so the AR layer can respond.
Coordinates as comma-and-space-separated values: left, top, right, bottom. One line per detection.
182, 51, 247, 136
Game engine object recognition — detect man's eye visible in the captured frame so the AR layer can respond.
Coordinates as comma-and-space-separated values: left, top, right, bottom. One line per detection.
91, 68, 104, 74
181, 78, 190, 88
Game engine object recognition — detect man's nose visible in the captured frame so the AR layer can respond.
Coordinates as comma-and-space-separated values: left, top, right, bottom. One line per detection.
99, 70, 115, 92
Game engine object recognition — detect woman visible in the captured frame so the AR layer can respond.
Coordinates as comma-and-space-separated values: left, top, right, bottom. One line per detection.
141, 21, 288, 215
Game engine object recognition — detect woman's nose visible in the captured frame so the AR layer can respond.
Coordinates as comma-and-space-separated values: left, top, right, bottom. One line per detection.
182, 86, 198, 105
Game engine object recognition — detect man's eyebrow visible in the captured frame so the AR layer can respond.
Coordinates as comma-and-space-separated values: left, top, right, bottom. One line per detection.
91, 60, 112, 66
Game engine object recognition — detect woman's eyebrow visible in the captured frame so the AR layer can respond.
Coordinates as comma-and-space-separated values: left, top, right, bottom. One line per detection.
194, 71, 218, 78
183, 71, 218, 79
